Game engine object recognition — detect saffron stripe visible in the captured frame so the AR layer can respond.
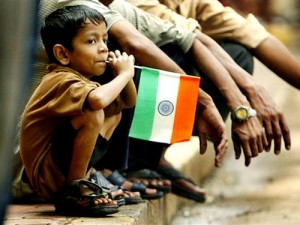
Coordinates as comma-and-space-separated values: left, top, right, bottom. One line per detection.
171, 75, 200, 143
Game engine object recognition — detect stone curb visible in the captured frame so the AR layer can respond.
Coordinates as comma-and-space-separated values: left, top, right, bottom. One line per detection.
4, 137, 215, 225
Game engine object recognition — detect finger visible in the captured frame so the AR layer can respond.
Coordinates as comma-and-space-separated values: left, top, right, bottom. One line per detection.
114, 50, 121, 57
263, 120, 273, 151
198, 133, 207, 155
261, 127, 269, 151
108, 51, 116, 61
257, 133, 264, 153
272, 121, 282, 155
242, 143, 252, 166
233, 141, 242, 159
121, 51, 128, 59
215, 135, 228, 158
215, 142, 228, 167
214, 148, 222, 167
218, 134, 228, 152
128, 54, 135, 63
279, 117, 291, 150
245, 155, 251, 167
215, 157, 221, 167
249, 138, 259, 158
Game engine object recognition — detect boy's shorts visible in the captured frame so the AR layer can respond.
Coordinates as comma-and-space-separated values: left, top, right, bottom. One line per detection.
52, 122, 109, 177
26, 121, 109, 200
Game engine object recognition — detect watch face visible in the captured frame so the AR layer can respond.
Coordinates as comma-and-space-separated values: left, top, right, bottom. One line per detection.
236, 108, 248, 120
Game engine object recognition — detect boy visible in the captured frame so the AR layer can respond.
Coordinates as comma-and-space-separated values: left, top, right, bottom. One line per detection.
19, 5, 136, 216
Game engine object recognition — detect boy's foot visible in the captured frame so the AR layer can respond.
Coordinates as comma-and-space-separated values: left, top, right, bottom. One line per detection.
89, 169, 143, 204
54, 179, 119, 217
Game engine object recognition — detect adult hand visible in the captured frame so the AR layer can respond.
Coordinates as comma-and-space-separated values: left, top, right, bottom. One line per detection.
196, 90, 228, 167
231, 117, 267, 166
246, 83, 291, 154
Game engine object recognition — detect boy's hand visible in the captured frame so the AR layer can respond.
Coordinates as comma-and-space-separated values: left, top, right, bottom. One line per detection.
107, 50, 135, 78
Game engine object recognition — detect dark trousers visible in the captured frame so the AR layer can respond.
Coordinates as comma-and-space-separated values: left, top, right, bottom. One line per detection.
95, 41, 254, 171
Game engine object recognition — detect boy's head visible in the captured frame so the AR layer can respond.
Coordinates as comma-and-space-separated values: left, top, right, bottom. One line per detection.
41, 5, 106, 64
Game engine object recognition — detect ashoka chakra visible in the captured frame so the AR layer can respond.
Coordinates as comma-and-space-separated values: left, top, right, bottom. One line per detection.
158, 100, 174, 116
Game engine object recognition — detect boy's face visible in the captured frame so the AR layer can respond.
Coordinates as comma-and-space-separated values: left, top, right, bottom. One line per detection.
67, 20, 108, 78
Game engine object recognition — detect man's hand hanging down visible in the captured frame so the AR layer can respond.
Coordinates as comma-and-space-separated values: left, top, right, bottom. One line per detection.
195, 90, 228, 167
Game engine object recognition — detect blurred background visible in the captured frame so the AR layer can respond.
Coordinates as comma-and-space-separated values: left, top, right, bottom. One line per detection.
220, 0, 300, 48
0, 1, 38, 224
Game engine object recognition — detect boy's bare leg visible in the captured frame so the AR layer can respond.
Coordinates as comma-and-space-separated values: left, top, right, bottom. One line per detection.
66, 108, 121, 205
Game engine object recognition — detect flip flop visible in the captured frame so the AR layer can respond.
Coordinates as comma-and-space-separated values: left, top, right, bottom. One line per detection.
54, 179, 119, 217
106, 170, 164, 200
122, 169, 172, 193
155, 166, 206, 203
89, 170, 143, 205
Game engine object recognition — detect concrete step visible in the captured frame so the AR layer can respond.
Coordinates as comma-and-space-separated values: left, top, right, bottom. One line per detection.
4, 137, 215, 225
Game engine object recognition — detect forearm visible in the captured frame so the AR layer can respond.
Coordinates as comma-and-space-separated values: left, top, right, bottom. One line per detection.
88, 72, 133, 110
195, 30, 257, 94
108, 20, 185, 73
189, 39, 249, 110
252, 35, 300, 89
120, 79, 137, 108
197, 88, 214, 110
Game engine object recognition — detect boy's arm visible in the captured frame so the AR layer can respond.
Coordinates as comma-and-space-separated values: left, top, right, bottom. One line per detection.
107, 50, 136, 109
88, 70, 133, 111
87, 51, 135, 111
119, 78, 136, 109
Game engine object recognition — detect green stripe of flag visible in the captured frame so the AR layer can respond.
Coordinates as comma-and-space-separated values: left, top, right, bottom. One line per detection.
130, 67, 159, 140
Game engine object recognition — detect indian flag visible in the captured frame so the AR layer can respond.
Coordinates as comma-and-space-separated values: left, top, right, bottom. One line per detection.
129, 67, 201, 144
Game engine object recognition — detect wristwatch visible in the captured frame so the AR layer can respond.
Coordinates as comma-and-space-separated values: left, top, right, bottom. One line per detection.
231, 105, 257, 122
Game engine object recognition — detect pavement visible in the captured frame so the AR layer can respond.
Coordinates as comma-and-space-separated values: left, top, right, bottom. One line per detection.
3, 136, 216, 225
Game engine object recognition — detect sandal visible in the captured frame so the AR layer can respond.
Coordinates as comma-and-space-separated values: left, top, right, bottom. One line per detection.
89, 170, 143, 205
54, 179, 119, 217
122, 169, 172, 193
155, 166, 206, 203
105, 170, 164, 200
